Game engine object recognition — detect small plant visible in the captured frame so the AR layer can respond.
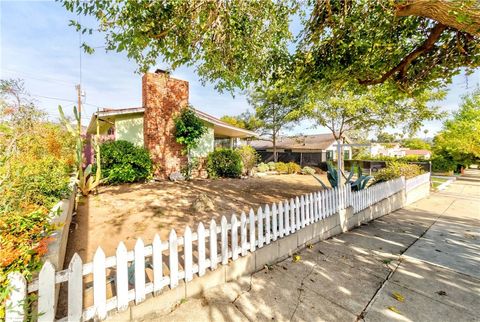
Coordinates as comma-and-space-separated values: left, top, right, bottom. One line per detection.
267, 161, 276, 171
312, 162, 372, 191
374, 161, 423, 183
206, 149, 243, 178
286, 162, 301, 174
100, 140, 153, 184
236, 145, 259, 175
275, 162, 288, 173
257, 162, 269, 172
302, 166, 316, 175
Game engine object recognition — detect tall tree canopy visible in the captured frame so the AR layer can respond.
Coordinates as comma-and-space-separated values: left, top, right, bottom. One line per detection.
63, 0, 480, 93
433, 88, 480, 167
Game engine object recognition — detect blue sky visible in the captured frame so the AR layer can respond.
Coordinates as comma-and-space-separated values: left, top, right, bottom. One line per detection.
1, 1, 479, 137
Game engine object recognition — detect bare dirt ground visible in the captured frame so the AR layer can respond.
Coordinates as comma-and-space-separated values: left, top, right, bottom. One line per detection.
64, 174, 327, 264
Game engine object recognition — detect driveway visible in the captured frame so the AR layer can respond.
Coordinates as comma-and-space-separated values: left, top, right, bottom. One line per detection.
142, 170, 480, 322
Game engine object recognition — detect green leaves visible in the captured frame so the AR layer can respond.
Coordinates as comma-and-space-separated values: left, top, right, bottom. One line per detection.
174, 108, 207, 153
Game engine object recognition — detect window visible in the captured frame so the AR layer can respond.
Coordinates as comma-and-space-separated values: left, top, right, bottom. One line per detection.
214, 138, 231, 149
343, 150, 350, 160
326, 150, 334, 161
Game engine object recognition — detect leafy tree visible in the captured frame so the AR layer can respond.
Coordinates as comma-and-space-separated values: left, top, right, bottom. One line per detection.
402, 138, 431, 150
376, 132, 397, 143
62, 0, 480, 93
433, 89, 480, 169
248, 78, 302, 161
220, 111, 262, 131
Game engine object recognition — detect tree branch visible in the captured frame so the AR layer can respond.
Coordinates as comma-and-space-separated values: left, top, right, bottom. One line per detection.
358, 23, 447, 85
395, 0, 480, 36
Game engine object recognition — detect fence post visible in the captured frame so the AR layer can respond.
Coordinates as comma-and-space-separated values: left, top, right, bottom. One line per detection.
6, 272, 26, 322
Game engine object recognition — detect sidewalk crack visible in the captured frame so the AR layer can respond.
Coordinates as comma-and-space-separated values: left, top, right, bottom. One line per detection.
289, 264, 317, 321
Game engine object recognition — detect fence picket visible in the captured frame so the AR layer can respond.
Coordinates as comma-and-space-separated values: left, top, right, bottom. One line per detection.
295, 197, 301, 230
210, 220, 218, 270
197, 223, 206, 276
249, 209, 256, 252
278, 202, 284, 238
68, 254, 83, 321
169, 230, 179, 288
257, 207, 264, 248
320, 190, 325, 219
290, 199, 295, 232
38, 260, 55, 321
6, 272, 26, 322
300, 195, 306, 228
308, 193, 313, 225
116, 242, 129, 310
93, 247, 107, 320
265, 204, 271, 244
231, 215, 239, 260
152, 235, 163, 293
134, 239, 146, 304
240, 212, 247, 256
272, 204, 278, 241
221, 216, 228, 265
184, 226, 193, 281
284, 200, 290, 235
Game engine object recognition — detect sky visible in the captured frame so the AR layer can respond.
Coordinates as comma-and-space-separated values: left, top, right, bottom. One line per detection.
1, 0, 479, 137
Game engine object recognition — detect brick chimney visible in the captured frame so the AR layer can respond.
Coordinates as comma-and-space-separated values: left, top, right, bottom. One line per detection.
142, 70, 189, 178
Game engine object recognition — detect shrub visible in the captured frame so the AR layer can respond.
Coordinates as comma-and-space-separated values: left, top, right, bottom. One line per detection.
286, 162, 301, 174
267, 161, 276, 171
206, 148, 243, 178
100, 140, 153, 184
302, 166, 316, 175
431, 153, 456, 173
257, 162, 269, 173
236, 145, 259, 175
374, 161, 423, 183
275, 162, 288, 173
174, 108, 207, 152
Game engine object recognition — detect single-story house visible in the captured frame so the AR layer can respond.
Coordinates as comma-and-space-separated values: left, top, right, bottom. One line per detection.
249, 134, 352, 166
403, 149, 431, 159
369, 143, 404, 157
86, 70, 256, 178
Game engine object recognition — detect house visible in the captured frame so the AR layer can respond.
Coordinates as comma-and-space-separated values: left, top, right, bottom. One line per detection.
250, 134, 352, 166
86, 70, 257, 178
403, 149, 431, 159
369, 143, 405, 158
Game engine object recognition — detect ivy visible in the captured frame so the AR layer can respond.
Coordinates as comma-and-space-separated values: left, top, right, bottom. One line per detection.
174, 108, 207, 154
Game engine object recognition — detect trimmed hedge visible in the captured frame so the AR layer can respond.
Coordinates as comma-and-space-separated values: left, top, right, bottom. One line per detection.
206, 148, 243, 178
100, 140, 153, 184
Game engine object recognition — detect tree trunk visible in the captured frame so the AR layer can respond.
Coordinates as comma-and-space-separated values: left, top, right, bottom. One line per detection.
395, 0, 480, 36
272, 135, 278, 162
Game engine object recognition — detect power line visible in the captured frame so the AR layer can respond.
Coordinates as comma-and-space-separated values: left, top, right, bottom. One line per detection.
2, 68, 76, 86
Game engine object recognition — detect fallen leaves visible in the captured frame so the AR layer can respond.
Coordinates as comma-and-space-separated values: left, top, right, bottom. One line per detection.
392, 292, 405, 302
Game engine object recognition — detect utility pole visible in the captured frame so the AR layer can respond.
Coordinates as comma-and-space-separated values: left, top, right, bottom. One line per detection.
76, 84, 82, 133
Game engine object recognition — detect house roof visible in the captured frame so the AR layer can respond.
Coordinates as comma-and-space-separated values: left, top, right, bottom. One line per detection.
404, 149, 431, 155
250, 133, 344, 151
87, 106, 257, 138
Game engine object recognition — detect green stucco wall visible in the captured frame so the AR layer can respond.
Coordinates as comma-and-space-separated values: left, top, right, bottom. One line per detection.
190, 123, 214, 158
115, 114, 144, 146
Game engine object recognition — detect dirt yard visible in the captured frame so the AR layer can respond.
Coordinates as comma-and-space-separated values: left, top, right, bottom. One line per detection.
64, 174, 328, 264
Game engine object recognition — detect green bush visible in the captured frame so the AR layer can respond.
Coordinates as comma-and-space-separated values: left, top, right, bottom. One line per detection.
267, 161, 276, 171
257, 162, 269, 172
374, 161, 423, 183
174, 108, 207, 152
100, 140, 153, 184
286, 162, 301, 174
206, 148, 243, 178
431, 153, 456, 173
275, 162, 288, 173
236, 145, 259, 175
302, 166, 316, 175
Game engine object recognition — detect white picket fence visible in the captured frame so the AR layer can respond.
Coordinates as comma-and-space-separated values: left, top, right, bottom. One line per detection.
405, 172, 431, 192
6, 177, 406, 322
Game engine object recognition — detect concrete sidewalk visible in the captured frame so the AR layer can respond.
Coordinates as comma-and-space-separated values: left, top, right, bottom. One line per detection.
143, 173, 480, 322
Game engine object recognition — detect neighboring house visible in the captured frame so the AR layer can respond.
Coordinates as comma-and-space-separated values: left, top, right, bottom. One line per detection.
250, 134, 352, 166
86, 70, 256, 178
369, 143, 405, 158
403, 149, 431, 159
